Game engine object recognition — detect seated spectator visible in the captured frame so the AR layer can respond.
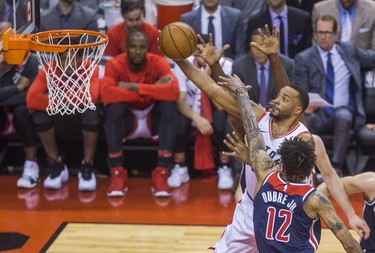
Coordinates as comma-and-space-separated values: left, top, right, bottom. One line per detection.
232, 28, 294, 108
26, 41, 102, 192
0, 22, 40, 189
181, 0, 245, 60
101, 31, 179, 198
171, 34, 234, 190
245, 0, 312, 58
104, 0, 162, 57
40, 0, 99, 32
294, 15, 375, 176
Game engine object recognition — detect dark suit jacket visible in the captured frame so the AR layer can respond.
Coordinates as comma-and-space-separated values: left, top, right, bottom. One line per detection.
40, 2, 99, 31
180, 5, 245, 60
245, 6, 312, 58
294, 42, 375, 129
232, 53, 294, 104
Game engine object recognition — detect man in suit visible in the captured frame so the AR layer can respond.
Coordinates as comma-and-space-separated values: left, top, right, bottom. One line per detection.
294, 15, 375, 176
40, 0, 99, 32
180, 0, 245, 60
232, 28, 294, 107
0, 0, 27, 31
245, 0, 312, 58
312, 0, 375, 50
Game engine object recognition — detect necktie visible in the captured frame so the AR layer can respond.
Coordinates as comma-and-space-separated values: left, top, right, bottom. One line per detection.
325, 52, 335, 114
208, 16, 215, 42
341, 11, 352, 42
259, 66, 267, 107
277, 15, 285, 55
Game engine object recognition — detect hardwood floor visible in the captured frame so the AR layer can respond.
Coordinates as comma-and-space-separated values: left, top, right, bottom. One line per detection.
0, 174, 365, 252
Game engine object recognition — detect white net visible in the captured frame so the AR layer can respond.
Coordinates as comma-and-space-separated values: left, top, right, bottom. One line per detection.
33, 32, 107, 115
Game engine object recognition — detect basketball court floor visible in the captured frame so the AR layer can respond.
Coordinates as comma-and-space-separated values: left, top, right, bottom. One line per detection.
0, 174, 363, 252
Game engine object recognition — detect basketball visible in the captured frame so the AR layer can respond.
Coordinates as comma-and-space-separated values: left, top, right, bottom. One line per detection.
158, 22, 197, 61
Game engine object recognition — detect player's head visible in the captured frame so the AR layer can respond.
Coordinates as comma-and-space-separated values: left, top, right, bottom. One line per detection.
269, 85, 309, 120
250, 29, 268, 65
126, 31, 148, 66
278, 137, 316, 182
121, 0, 144, 32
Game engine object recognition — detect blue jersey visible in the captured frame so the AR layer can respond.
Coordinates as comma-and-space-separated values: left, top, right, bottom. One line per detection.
361, 196, 375, 252
254, 171, 321, 253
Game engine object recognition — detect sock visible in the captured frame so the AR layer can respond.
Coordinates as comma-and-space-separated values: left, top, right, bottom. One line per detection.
220, 157, 230, 167
174, 157, 186, 167
157, 150, 173, 169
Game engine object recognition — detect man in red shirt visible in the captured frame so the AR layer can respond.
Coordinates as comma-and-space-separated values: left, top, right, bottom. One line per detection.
27, 48, 102, 192
104, 0, 162, 57
101, 31, 179, 197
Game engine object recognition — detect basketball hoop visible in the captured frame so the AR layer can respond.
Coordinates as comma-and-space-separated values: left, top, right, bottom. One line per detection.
2, 29, 108, 115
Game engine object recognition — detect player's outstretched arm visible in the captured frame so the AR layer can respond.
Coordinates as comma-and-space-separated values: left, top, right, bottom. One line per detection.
307, 192, 363, 253
314, 135, 370, 239
173, 59, 240, 118
225, 75, 275, 184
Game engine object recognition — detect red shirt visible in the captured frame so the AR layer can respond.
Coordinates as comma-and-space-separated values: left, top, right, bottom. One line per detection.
104, 21, 162, 57
27, 60, 100, 111
101, 53, 179, 109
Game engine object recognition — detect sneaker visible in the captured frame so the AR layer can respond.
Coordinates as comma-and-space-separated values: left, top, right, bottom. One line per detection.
44, 160, 69, 190
151, 167, 171, 197
107, 167, 128, 197
217, 166, 234, 190
167, 164, 190, 188
17, 160, 39, 188
78, 162, 96, 192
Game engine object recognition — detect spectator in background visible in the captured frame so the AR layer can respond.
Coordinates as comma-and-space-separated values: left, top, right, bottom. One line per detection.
318, 171, 375, 252
286, 0, 322, 14
39, 0, 99, 32
181, 0, 245, 60
219, 0, 266, 28
104, 0, 162, 57
312, 0, 375, 50
232, 28, 294, 107
27, 42, 102, 192
101, 31, 179, 198
40, 0, 105, 18
0, 22, 40, 189
245, 0, 312, 58
171, 34, 234, 191
0, 0, 27, 30
294, 15, 375, 176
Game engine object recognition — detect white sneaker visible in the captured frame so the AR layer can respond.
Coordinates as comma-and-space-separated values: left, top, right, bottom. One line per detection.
17, 161, 39, 189
78, 163, 96, 192
167, 164, 190, 188
217, 166, 234, 190
44, 164, 69, 190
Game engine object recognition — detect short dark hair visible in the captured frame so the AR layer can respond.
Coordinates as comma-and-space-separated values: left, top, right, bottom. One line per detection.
315, 15, 338, 33
126, 30, 148, 47
121, 0, 144, 15
289, 85, 309, 112
278, 137, 316, 180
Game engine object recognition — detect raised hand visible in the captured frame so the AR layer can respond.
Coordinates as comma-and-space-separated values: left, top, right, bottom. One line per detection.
194, 33, 230, 67
217, 74, 250, 95
222, 131, 249, 164
250, 24, 279, 56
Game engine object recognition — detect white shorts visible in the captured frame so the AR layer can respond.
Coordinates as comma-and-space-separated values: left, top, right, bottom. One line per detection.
214, 192, 258, 253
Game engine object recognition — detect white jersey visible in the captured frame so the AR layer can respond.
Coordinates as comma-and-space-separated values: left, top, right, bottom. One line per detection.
245, 112, 310, 199
214, 112, 310, 253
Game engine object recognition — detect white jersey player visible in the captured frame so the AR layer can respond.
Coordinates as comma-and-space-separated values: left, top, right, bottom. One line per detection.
214, 111, 310, 253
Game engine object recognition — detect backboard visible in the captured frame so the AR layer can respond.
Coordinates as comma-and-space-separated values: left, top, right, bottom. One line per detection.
0, 0, 40, 76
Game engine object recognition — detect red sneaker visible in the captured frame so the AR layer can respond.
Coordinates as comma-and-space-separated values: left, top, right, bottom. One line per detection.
107, 167, 128, 197
151, 167, 171, 197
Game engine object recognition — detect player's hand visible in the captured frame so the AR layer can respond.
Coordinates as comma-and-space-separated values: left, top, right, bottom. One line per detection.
222, 131, 249, 164
16, 76, 30, 91
193, 114, 213, 135
194, 33, 230, 67
250, 24, 279, 56
349, 214, 370, 240
217, 74, 250, 94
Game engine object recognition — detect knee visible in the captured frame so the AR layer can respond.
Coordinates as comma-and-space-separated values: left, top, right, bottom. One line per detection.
333, 107, 353, 124
31, 111, 53, 132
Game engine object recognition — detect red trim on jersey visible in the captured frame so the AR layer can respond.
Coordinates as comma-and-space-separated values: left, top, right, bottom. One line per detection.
258, 111, 267, 122
268, 118, 301, 140
309, 219, 319, 250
